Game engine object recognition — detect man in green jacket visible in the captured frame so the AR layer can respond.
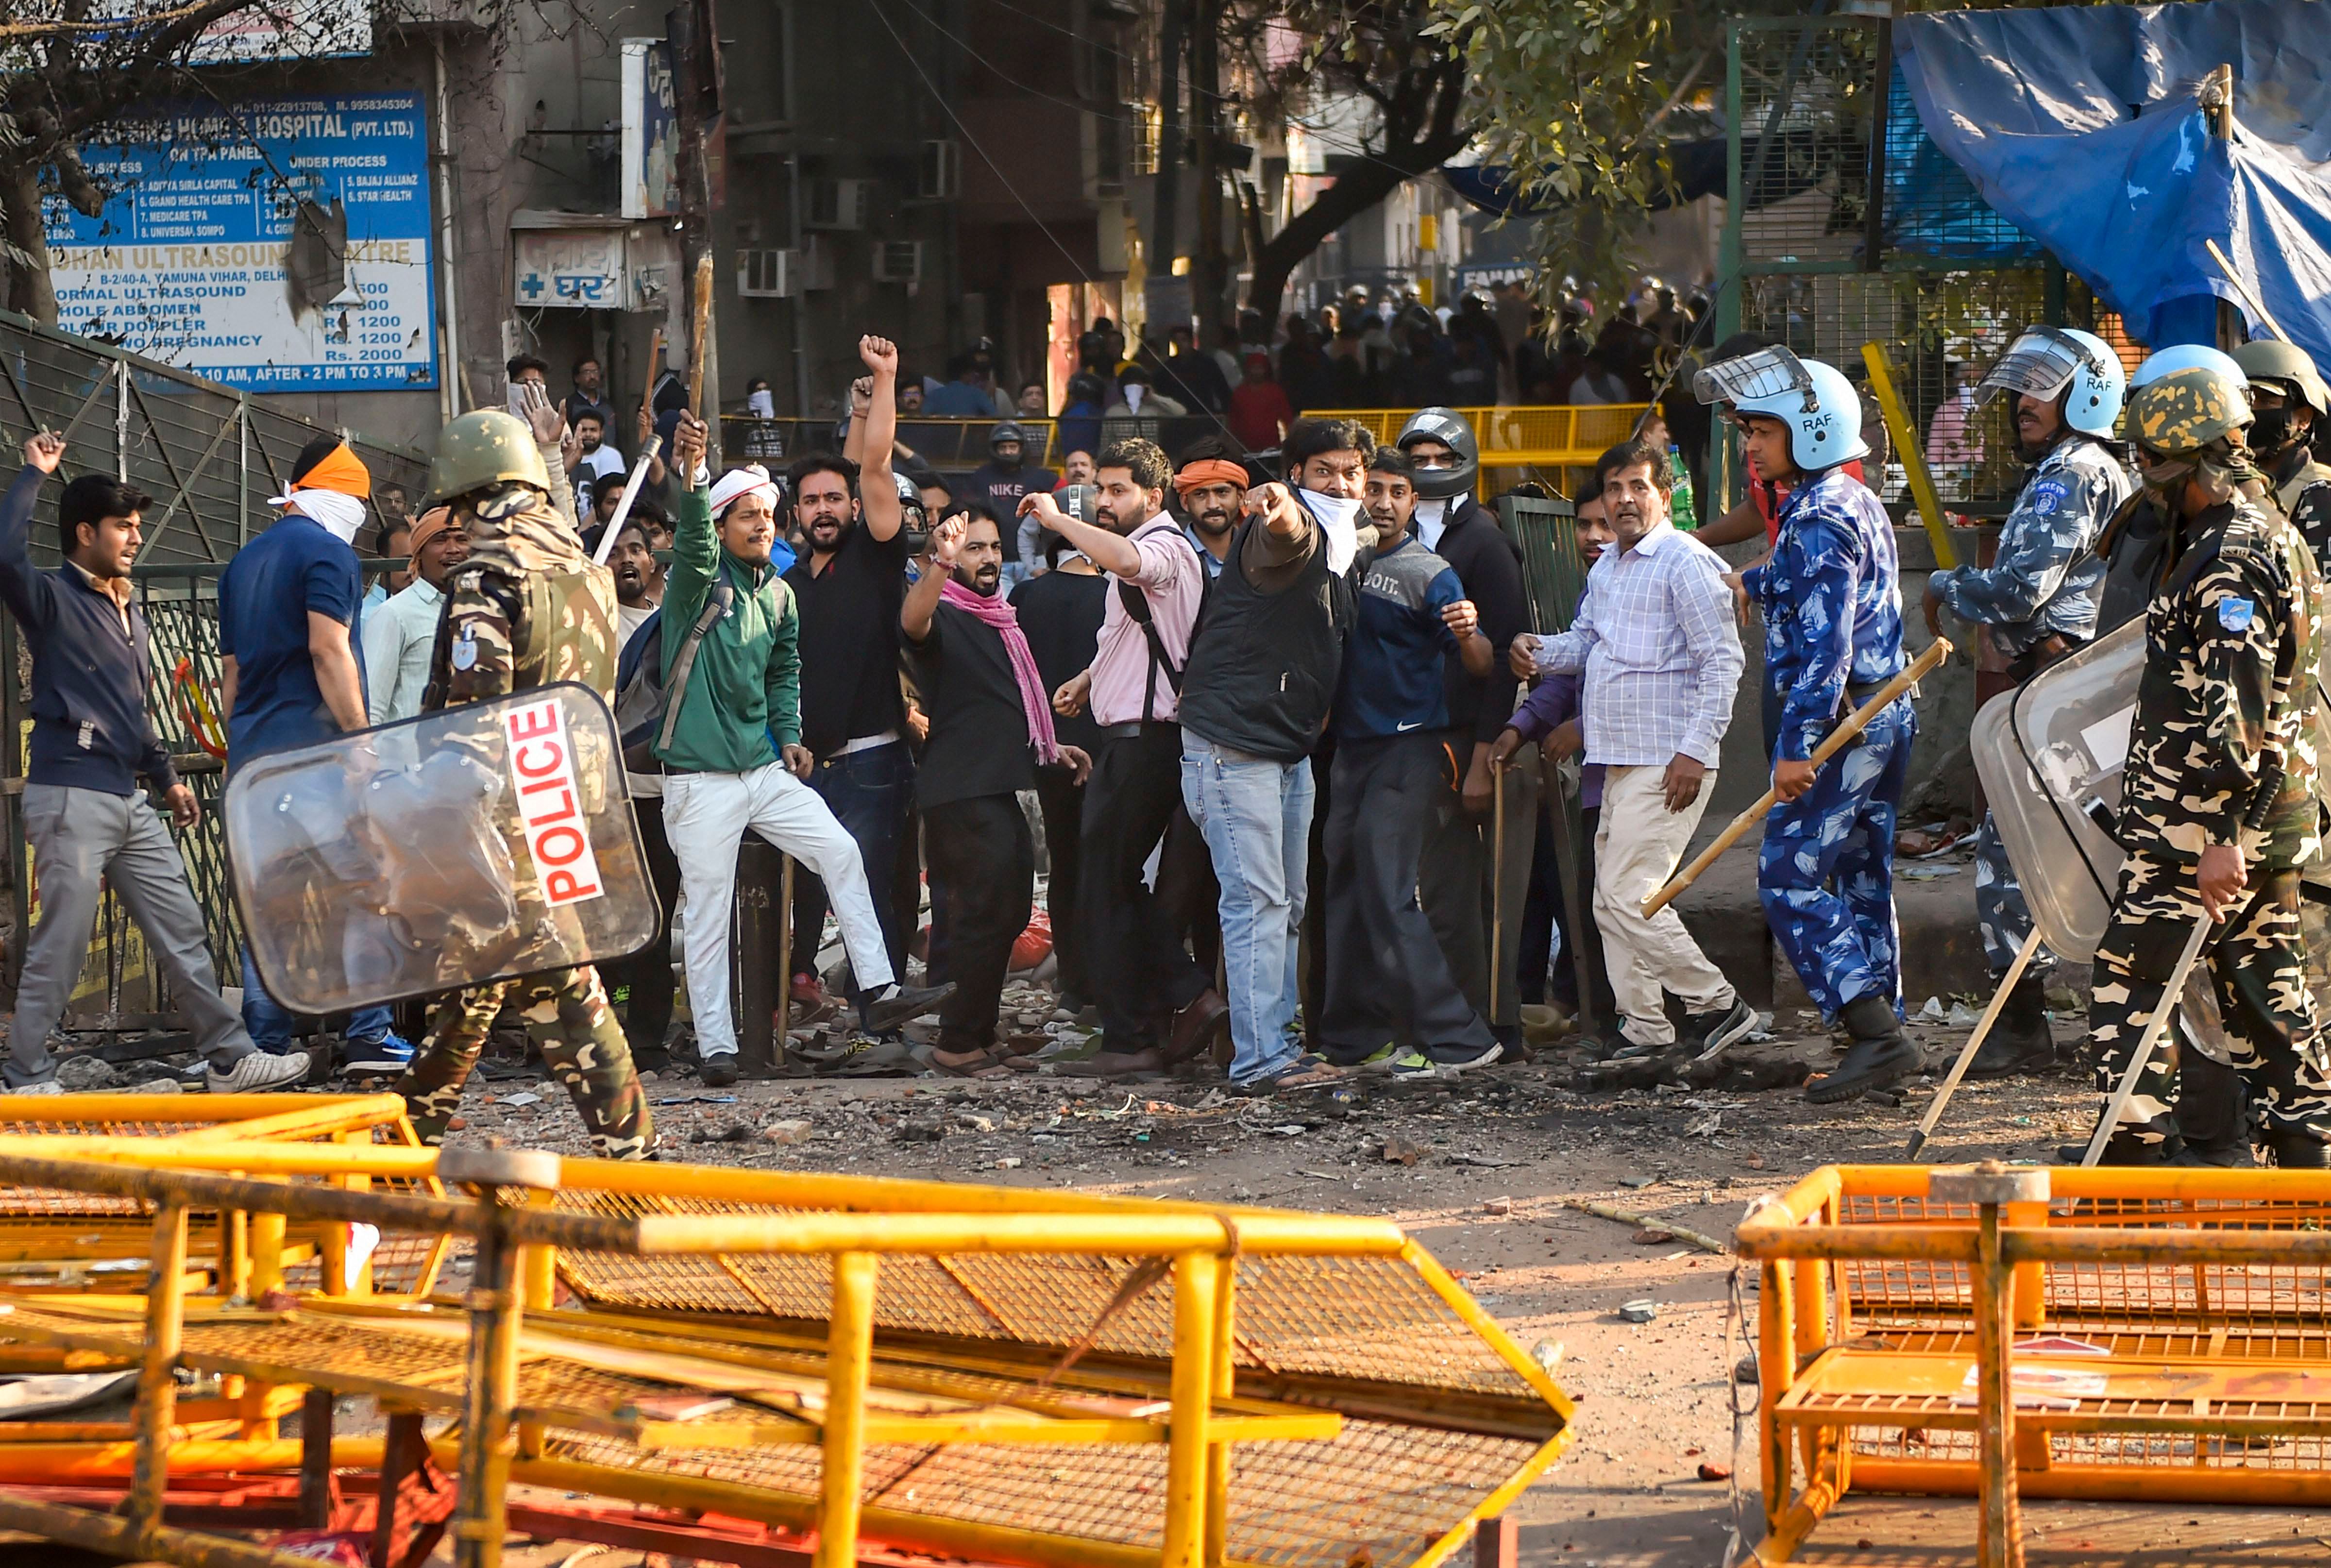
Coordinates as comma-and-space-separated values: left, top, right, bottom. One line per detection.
658, 414, 950, 1084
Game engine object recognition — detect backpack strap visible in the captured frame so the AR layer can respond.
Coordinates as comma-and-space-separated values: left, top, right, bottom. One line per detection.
1116, 576, 1182, 728
656, 564, 737, 755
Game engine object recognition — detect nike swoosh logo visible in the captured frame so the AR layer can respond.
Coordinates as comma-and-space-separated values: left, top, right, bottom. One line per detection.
1396, 721, 1423, 731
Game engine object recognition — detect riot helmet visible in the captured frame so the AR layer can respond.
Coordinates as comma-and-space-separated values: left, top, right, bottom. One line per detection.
426, 410, 551, 507
1694, 346, 1869, 472
1981, 326, 2125, 438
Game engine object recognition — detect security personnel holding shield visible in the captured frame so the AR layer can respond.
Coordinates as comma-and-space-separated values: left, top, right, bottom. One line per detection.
398, 410, 655, 1160
1924, 327, 2132, 1076
2082, 364, 2331, 1168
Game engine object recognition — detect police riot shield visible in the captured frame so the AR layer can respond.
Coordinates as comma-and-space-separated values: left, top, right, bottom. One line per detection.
224, 683, 659, 1014
1975, 620, 2331, 966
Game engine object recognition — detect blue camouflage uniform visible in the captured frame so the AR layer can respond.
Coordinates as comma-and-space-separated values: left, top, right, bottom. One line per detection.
1745, 466, 1914, 1021
1931, 434, 2132, 980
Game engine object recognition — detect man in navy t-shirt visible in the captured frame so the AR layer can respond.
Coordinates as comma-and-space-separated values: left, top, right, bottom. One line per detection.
1317, 450, 1501, 1080
218, 435, 413, 1076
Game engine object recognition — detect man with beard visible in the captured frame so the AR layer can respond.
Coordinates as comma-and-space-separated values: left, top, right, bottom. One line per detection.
1318, 450, 1499, 1079
1019, 439, 1228, 1077
660, 412, 952, 1086
2232, 340, 2331, 561
395, 409, 652, 1157
1397, 407, 1537, 1058
363, 504, 471, 724
1011, 514, 1109, 1014
608, 515, 665, 641
901, 512, 1092, 1075
783, 337, 918, 1014
1177, 418, 1373, 1092
1173, 443, 1245, 578
1923, 326, 2130, 1077
567, 411, 625, 515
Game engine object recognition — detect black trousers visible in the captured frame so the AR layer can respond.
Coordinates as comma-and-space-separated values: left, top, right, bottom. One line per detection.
1034, 768, 1091, 1003
1320, 734, 1493, 1060
605, 792, 683, 1053
1159, 801, 1222, 983
1537, 803, 1614, 1020
924, 793, 1035, 1055
1080, 723, 1205, 1050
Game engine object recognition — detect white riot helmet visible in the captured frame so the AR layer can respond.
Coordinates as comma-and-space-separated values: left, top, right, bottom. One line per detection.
1694, 346, 1868, 472
1980, 326, 2125, 437
2128, 343, 2245, 390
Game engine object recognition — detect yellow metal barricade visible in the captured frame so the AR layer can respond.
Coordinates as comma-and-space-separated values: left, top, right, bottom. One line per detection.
1737, 1162, 2331, 1564
1310, 406, 1651, 500
0, 1102, 1571, 1568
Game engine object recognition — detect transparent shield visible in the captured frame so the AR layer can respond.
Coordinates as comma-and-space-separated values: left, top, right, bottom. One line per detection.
1978, 326, 2084, 404
1692, 345, 1814, 408
225, 683, 659, 1013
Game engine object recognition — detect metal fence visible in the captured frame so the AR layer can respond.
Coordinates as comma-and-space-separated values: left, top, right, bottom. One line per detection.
0, 309, 431, 1024
1712, 17, 2125, 518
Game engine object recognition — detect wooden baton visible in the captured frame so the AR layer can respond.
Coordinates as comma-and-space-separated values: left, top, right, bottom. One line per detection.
1638, 635, 1952, 919
686, 251, 715, 417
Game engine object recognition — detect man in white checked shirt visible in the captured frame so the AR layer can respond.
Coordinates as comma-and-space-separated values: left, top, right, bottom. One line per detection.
1518, 438, 1756, 1064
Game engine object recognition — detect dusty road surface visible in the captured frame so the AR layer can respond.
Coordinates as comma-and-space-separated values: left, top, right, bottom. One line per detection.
423, 992, 2331, 1567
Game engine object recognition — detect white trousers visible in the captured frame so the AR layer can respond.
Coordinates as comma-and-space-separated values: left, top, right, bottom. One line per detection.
664, 761, 895, 1056
1592, 762, 1737, 1046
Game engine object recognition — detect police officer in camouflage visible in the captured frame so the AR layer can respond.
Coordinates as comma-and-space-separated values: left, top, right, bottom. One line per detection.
396, 409, 655, 1160
2230, 339, 2331, 563
1924, 327, 2132, 1076
2083, 363, 2331, 1168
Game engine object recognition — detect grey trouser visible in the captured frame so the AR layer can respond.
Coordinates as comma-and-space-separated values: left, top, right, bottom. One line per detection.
12, 783, 253, 1086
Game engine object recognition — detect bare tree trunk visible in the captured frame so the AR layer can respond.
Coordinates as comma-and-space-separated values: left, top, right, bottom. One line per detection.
1243, 131, 1463, 330
2, 163, 59, 324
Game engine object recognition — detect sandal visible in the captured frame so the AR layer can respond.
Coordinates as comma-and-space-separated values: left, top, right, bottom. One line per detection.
927, 1045, 1011, 1079
809, 1038, 924, 1078
1232, 1053, 1345, 1096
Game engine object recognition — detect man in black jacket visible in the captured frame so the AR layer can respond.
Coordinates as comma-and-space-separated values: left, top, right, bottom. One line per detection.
1178, 417, 1372, 1093
1398, 407, 1537, 1055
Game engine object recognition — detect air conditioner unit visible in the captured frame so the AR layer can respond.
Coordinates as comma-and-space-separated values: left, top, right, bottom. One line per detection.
919, 140, 961, 200
736, 248, 798, 298
872, 240, 924, 285
805, 177, 871, 230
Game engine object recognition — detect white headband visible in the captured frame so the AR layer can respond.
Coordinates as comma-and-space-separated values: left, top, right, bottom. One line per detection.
708, 465, 778, 519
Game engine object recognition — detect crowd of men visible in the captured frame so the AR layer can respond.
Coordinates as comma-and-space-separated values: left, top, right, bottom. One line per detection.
3, 306, 2327, 1172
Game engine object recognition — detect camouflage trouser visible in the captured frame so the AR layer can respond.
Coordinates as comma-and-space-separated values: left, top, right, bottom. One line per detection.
1973, 809, 2057, 979
396, 964, 654, 1161
2089, 854, 2331, 1148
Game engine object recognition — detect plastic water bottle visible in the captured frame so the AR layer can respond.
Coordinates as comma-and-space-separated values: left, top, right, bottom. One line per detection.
1668, 445, 1697, 531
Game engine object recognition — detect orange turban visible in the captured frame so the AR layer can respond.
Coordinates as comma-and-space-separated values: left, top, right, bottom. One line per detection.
1174, 458, 1248, 495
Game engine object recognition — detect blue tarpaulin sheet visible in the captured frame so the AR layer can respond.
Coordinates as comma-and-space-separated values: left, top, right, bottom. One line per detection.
1896, 0, 2331, 356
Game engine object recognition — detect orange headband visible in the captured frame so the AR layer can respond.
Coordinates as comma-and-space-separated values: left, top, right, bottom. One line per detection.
405, 506, 454, 561
291, 441, 373, 499
1174, 459, 1247, 494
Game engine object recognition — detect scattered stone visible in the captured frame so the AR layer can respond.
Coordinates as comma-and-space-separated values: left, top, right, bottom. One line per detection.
446, 1116, 468, 1131
1482, 1197, 1513, 1216
639, 1070, 659, 1084
1381, 1136, 1424, 1166
1631, 1228, 1674, 1246
1697, 1462, 1731, 1483
55, 1055, 120, 1091
1734, 1353, 1759, 1383
1616, 1299, 1659, 1324
995, 1157, 1022, 1170
1618, 1173, 1658, 1189
895, 1119, 944, 1144
1744, 1153, 1766, 1170
761, 1119, 814, 1146
953, 1113, 997, 1134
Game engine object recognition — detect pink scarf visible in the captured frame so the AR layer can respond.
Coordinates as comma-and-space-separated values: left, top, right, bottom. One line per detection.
941, 578, 1061, 765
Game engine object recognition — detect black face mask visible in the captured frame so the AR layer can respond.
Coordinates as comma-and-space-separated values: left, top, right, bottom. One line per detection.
2251, 406, 2299, 456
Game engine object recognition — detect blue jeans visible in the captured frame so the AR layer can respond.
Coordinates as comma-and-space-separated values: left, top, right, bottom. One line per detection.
790, 740, 914, 988
241, 949, 394, 1054
1180, 736, 1313, 1083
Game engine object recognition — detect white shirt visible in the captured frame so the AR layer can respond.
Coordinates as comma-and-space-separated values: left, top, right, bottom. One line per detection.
360, 577, 444, 725
573, 445, 626, 508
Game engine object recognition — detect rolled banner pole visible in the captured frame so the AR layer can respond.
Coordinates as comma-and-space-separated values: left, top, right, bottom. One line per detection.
1639, 636, 1952, 919
2205, 237, 2292, 342
1905, 926, 2044, 1162
590, 435, 664, 567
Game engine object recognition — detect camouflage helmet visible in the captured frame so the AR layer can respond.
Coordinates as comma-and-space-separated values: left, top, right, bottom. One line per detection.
2230, 338, 2331, 418
426, 410, 551, 506
2123, 364, 2251, 458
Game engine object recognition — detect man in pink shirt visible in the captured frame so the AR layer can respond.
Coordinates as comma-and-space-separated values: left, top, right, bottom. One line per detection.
1022, 439, 1229, 1074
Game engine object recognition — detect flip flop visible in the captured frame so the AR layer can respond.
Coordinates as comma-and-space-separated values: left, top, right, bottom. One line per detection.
811, 1038, 924, 1078
927, 1045, 1011, 1079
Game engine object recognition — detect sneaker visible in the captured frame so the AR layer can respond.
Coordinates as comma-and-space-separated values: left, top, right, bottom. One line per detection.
1426, 1041, 1504, 1075
1385, 1049, 1438, 1080
1346, 1044, 1401, 1075
699, 1051, 740, 1088
208, 1051, 311, 1094
1682, 998, 1758, 1064
343, 1033, 415, 1076
791, 972, 827, 1008
1, 1080, 63, 1096
863, 982, 956, 1035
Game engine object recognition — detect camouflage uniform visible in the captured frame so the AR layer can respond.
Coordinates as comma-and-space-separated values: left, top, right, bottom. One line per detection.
1932, 434, 2132, 978
2265, 444, 2331, 566
2089, 488, 2331, 1153
396, 480, 653, 1159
